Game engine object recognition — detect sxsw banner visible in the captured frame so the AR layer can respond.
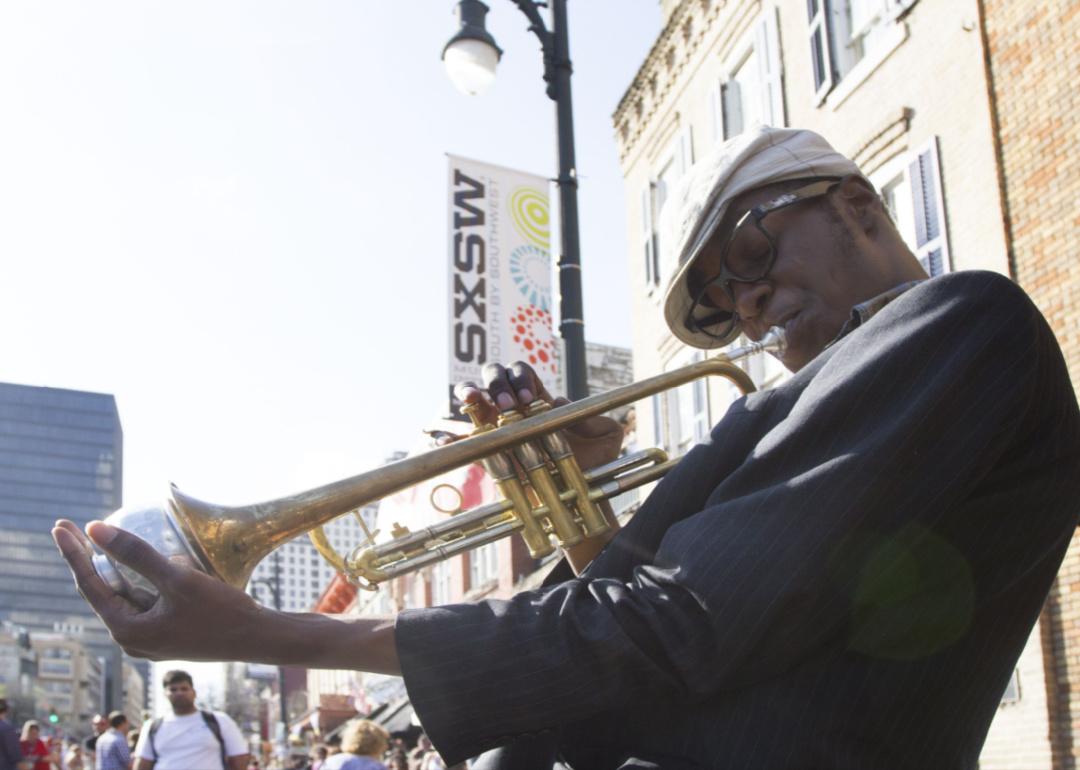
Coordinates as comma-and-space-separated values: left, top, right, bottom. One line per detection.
446, 154, 564, 417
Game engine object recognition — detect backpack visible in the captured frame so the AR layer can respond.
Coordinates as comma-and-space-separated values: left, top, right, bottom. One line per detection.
147, 710, 227, 769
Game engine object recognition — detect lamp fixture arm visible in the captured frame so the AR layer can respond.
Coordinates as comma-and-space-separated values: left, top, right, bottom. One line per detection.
508, 0, 569, 100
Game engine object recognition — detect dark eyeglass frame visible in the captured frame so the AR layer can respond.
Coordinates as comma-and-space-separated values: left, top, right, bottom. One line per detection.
685, 178, 839, 341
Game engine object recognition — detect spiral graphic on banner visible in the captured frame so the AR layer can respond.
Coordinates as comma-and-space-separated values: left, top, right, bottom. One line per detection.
509, 244, 552, 313
509, 186, 549, 250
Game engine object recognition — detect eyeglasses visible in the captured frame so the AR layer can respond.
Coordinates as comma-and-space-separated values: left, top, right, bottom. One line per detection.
685, 178, 838, 342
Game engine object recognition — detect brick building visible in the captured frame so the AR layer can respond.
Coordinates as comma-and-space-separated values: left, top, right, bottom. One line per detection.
978, 1, 1080, 767
611, 0, 1078, 766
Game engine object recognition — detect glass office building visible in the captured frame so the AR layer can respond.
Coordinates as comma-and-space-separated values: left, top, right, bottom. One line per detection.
0, 381, 136, 710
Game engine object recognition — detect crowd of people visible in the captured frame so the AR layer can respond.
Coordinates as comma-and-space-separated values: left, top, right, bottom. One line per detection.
2, 680, 452, 770
295, 724, 454, 770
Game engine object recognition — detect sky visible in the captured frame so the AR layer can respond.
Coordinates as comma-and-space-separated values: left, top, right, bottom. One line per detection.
0, 1, 663, 711
0, 1, 662, 511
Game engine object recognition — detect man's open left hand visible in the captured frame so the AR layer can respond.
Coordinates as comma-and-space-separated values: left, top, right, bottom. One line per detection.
52, 519, 269, 662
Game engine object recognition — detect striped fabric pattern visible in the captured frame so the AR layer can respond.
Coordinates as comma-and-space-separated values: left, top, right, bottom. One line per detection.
397, 271, 1080, 769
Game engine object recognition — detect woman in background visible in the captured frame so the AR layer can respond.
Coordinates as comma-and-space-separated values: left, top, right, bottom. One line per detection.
322, 721, 388, 770
18, 722, 58, 770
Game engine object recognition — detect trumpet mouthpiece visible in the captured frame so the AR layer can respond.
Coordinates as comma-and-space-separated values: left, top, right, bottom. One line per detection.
760, 326, 786, 356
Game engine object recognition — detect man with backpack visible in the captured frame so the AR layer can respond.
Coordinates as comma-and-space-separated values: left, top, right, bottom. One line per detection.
133, 670, 249, 770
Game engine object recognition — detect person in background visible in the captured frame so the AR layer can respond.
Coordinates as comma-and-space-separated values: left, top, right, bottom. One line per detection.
384, 749, 406, 770
322, 722, 387, 770
18, 722, 56, 770
0, 700, 27, 770
309, 746, 327, 770
405, 736, 429, 770
94, 712, 129, 770
63, 743, 85, 770
82, 715, 107, 770
124, 729, 139, 762
132, 670, 248, 770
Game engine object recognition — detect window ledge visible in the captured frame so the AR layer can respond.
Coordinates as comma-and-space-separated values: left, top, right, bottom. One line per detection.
824, 21, 908, 111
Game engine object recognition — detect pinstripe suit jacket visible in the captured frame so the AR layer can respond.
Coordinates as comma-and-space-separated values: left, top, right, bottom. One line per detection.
396, 271, 1080, 769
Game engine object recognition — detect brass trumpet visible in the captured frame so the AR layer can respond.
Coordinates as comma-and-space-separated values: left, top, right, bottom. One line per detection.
92, 328, 784, 601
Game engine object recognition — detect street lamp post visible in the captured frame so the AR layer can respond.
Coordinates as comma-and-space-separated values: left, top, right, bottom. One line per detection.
443, 0, 589, 401
249, 552, 289, 758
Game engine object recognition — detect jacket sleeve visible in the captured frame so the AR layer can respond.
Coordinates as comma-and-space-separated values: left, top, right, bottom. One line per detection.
396, 271, 1080, 764
1, 726, 23, 764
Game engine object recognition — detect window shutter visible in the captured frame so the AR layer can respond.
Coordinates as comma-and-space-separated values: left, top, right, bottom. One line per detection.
757, 7, 786, 126
708, 81, 724, 146
678, 125, 694, 172
807, 0, 834, 101
908, 137, 951, 276
690, 352, 710, 443
666, 387, 682, 452
641, 185, 658, 289
721, 80, 744, 139
651, 394, 666, 451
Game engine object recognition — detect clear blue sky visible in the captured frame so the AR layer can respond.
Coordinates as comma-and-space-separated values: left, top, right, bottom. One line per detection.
0, 1, 661, 512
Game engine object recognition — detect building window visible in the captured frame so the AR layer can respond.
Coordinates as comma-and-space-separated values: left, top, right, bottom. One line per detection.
432, 560, 453, 605
711, 8, 785, 143
642, 128, 694, 293
654, 352, 711, 455
808, 0, 915, 102
872, 137, 951, 277
469, 541, 499, 589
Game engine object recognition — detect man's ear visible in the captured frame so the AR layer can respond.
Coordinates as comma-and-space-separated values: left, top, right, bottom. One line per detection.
831, 174, 882, 235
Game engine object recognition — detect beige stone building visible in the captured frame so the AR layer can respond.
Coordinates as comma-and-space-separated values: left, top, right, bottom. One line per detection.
612, 0, 1078, 766
31, 633, 104, 729
121, 660, 147, 725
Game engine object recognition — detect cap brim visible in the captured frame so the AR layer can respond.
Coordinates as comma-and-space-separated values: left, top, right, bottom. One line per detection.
661, 202, 743, 349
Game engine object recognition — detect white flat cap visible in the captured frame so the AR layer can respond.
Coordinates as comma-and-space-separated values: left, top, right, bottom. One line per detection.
660, 125, 864, 348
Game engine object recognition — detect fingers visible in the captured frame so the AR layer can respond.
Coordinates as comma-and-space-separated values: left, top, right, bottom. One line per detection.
506, 361, 554, 404
454, 361, 559, 427
482, 361, 552, 410
54, 518, 95, 557
454, 379, 499, 425
85, 521, 177, 591
52, 521, 134, 621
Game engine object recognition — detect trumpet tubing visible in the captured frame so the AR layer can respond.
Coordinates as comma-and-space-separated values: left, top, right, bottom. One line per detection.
93, 329, 784, 600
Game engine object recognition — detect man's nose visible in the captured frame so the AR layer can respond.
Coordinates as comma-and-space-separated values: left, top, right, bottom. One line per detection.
731, 280, 771, 322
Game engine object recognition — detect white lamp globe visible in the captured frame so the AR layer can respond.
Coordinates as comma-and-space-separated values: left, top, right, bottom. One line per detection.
443, 38, 500, 96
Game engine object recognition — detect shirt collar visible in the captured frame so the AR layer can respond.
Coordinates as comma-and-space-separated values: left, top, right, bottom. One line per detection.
831, 280, 924, 345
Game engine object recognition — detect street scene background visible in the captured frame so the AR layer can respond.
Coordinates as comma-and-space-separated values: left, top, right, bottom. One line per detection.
1, 0, 1077, 768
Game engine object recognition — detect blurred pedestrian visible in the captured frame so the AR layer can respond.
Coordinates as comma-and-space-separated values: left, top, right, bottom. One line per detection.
383, 749, 406, 770
0, 699, 27, 770
63, 744, 86, 770
18, 722, 56, 770
94, 712, 129, 770
322, 722, 387, 770
82, 715, 107, 770
309, 746, 327, 770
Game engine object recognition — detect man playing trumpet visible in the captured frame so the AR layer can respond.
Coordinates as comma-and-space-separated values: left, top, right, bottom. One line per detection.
54, 126, 1080, 769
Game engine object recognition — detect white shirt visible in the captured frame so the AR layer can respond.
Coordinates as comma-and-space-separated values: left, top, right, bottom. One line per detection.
134, 711, 247, 770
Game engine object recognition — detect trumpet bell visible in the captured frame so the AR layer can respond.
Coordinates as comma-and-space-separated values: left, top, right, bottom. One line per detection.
91, 498, 208, 609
